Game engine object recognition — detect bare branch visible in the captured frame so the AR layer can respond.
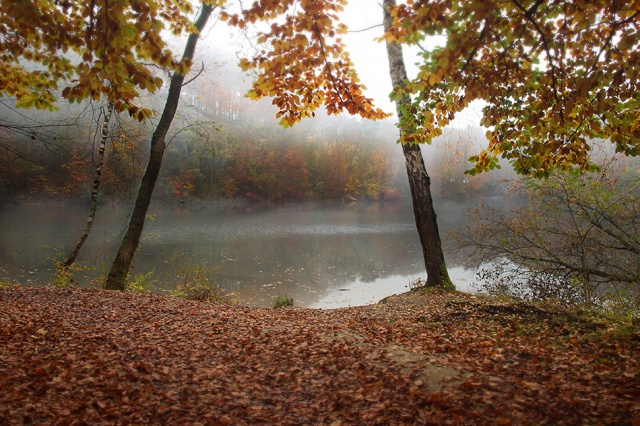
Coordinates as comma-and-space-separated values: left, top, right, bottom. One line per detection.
182, 61, 206, 87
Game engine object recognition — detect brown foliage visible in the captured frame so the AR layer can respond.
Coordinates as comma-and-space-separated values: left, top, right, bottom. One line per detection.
1, 286, 638, 424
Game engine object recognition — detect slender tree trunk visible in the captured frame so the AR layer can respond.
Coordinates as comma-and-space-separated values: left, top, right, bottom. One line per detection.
62, 102, 114, 268
383, 0, 454, 289
105, 4, 213, 290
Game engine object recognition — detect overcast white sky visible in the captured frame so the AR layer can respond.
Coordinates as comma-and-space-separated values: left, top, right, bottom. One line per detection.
341, 0, 395, 112
335, 0, 482, 126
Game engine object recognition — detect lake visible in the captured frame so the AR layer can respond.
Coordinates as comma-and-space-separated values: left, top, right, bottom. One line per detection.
0, 200, 479, 308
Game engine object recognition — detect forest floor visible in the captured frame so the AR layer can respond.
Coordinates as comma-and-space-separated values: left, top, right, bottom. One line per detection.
1, 285, 638, 425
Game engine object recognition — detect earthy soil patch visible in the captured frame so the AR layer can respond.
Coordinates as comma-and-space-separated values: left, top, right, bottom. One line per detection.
1, 286, 638, 425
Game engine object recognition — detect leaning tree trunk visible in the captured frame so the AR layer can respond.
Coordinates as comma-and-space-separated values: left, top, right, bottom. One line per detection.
383, 0, 454, 289
62, 101, 114, 269
105, 4, 213, 290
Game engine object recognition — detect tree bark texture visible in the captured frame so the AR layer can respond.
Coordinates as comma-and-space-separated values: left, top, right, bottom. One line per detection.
105, 4, 214, 290
62, 102, 114, 269
383, 0, 454, 289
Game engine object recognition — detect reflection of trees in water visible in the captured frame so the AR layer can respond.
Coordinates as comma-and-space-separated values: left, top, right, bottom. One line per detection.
2, 199, 488, 305
162, 231, 423, 296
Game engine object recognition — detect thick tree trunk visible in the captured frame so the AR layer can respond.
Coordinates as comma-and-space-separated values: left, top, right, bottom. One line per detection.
105, 4, 213, 290
383, 0, 454, 289
62, 102, 114, 269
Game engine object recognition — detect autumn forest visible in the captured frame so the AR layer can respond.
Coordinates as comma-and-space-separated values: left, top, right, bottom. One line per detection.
0, 59, 512, 204
1, 0, 640, 423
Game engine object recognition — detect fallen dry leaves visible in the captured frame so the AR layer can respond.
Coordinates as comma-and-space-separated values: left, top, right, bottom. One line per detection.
0, 286, 638, 425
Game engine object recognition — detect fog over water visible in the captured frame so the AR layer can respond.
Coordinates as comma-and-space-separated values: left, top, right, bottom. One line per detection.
0, 200, 479, 308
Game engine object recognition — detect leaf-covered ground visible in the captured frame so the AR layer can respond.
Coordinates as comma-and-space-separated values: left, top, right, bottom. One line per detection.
1, 286, 638, 425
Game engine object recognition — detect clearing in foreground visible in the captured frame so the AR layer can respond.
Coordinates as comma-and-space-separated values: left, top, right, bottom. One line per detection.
1, 286, 638, 425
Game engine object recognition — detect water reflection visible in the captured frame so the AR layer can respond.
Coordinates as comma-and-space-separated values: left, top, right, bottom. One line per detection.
0, 201, 478, 308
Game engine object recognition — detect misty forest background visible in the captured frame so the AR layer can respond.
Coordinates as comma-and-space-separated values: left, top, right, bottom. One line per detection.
0, 52, 534, 206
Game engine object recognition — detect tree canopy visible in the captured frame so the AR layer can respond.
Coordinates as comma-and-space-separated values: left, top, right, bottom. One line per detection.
222, 0, 389, 127
1, 0, 389, 126
385, 0, 640, 176
0, 0, 222, 120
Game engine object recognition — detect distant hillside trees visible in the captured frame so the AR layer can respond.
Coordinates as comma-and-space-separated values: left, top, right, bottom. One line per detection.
2, 77, 513, 203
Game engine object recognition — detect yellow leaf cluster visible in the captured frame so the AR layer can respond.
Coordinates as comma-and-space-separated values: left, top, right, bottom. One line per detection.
226, 0, 389, 126
384, 0, 640, 176
1, 0, 209, 118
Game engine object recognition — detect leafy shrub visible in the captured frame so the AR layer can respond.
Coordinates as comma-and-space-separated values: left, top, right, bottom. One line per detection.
472, 258, 584, 304
53, 264, 73, 288
408, 278, 426, 291
169, 264, 235, 304
50, 248, 100, 288
273, 296, 294, 309
47, 247, 74, 288
126, 270, 156, 293
457, 162, 640, 316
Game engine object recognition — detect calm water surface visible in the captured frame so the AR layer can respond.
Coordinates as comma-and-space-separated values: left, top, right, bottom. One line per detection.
0, 200, 477, 308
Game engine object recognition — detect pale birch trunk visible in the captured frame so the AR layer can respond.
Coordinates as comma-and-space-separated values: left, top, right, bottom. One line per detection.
62, 101, 114, 268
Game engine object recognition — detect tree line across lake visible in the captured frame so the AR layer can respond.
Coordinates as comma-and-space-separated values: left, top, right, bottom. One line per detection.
0, 69, 515, 204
